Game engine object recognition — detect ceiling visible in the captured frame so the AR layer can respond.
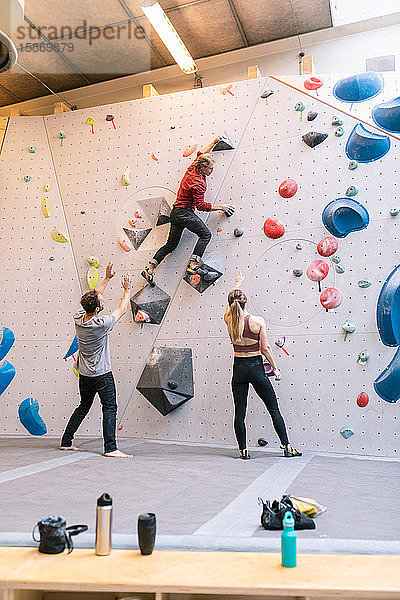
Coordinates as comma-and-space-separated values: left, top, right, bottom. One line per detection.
0, 0, 333, 107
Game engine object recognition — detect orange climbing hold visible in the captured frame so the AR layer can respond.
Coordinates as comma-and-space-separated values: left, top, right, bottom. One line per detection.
151, 152, 159, 161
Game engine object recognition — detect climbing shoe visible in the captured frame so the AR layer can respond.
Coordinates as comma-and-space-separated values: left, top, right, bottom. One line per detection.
141, 268, 155, 287
240, 449, 251, 460
282, 445, 302, 458
259, 498, 316, 531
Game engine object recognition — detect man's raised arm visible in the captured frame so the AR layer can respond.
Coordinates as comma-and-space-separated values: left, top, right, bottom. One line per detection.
95, 262, 115, 295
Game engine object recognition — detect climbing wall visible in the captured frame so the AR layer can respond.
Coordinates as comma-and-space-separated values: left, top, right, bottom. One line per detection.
0, 75, 398, 456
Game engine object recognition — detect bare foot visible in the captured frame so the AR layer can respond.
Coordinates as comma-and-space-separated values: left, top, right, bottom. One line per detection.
104, 449, 133, 458
59, 445, 81, 451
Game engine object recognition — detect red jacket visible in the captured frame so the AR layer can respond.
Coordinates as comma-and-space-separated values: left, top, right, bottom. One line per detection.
174, 152, 212, 212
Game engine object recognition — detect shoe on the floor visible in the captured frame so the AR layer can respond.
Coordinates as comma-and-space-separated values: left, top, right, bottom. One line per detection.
282, 445, 302, 458
141, 268, 155, 287
240, 449, 251, 460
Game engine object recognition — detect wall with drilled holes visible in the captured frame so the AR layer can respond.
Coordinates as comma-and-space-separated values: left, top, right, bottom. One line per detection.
0, 75, 398, 456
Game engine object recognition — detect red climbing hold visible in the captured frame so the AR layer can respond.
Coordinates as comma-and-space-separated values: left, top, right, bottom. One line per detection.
278, 178, 298, 198
357, 392, 369, 407
320, 287, 343, 309
304, 77, 324, 91
306, 260, 329, 282
263, 218, 285, 239
191, 274, 201, 286
317, 237, 338, 257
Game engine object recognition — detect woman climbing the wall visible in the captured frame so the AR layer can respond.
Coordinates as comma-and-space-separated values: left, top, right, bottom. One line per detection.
141, 135, 235, 286
224, 271, 302, 460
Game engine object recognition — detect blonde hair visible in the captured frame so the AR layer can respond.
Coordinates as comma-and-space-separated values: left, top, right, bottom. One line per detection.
228, 289, 247, 343
194, 152, 216, 171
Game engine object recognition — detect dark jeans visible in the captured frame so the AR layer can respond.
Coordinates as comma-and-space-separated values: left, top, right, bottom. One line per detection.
152, 206, 212, 265
61, 372, 117, 454
231, 356, 289, 450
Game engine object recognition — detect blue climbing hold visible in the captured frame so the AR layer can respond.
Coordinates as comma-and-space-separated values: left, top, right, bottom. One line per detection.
0, 360, 16, 396
340, 427, 355, 439
18, 398, 47, 436
376, 265, 400, 347
322, 198, 370, 238
372, 96, 400, 134
63, 335, 79, 360
345, 186, 358, 197
0, 327, 15, 361
333, 72, 384, 103
346, 123, 390, 163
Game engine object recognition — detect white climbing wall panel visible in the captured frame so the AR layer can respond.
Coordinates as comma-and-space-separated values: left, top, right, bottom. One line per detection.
0, 75, 398, 456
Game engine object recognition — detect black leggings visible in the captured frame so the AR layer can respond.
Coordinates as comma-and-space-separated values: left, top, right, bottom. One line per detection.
231, 355, 289, 450
152, 206, 211, 265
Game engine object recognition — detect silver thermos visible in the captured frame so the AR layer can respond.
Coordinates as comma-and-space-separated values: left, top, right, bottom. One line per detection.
95, 493, 112, 555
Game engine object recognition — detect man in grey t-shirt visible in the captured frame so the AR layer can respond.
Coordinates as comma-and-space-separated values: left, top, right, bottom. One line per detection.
60, 263, 133, 458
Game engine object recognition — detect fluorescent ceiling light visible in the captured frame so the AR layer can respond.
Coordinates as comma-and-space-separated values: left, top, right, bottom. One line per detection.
330, 0, 400, 26
140, 0, 197, 74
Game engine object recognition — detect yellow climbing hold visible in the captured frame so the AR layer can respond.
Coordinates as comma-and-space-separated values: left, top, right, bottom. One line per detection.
122, 169, 132, 186
87, 255, 100, 268
44, 184, 50, 192
51, 228, 69, 243
41, 198, 50, 217
87, 265, 99, 290
73, 364, 79, 377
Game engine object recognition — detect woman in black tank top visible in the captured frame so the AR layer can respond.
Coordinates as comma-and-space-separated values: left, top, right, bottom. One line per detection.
224, 271, 302, 460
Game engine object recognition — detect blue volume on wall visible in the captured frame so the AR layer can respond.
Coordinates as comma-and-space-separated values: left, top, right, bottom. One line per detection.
346, 124, 391, 163
333, 72, 384, 103
18, 398, 47, 436
372, 96, 400, 134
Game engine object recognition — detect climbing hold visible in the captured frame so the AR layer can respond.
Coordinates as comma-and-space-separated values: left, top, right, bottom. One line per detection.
106, 114, 116, 129
131, 285, 171, 325
302, 131, 328, 148
331, 116, 343, 126
44, 184, 50, 191
275, 336, 289, 356
51, 228, 69, 243
87, 256, 100, 268
390, 207, 400, 216
212, 131, 235, 151
335, 264, 346, 274
0, 360, 16, 396
340, 427, 355, 439
358, 279, 372, 288
73, 364, 79, 377
322, 197, 369, 238
346, 123, 390, 163
123, 227, 152, 250
295, 102, 305, 120
356, 392, 369, 407
183, 142, 198, 157
258, 437, 268, 446
24, 175, 32, 182
137, 347, 194, 415
183, 254, 223, 293
128, 219, 136, 228
29, 146, 37, 153
190, 273, 201, 286
170, 126, 176, 129
49, 256, 55, 261
332, 255, 341, 264
333, 72, 384, 103
86, 117, 95, 134
342, 321, 356, 341
134, 310, 151, 324
18, 398, 47, 436
134, 210, 143, 219
348, 161, 358, 170
345, 186, 358, 197
261, 89, 274, 99
306, 260, 329, 282
293, 269, 303, 277
334, 127, 344, 137
156, 198, 171, 226
118, 235, 131, 252
234, 228, 244, 237
372, 96, 400, 133
278, 178, 298, 198
122, 170, 132, 186
296, 242, 303, 250
63, 335, 79, 360
320, 287, 343, 310
151, 152, 159, 161
263, 218, 285, 239
317, 237, 338, 257
357, 350, 370, 364
0, 327, 15, 362
41, 198, 50, 218
216, 227, 223, 232
87, 265, 99, 290
307, 111, 318, 121
81, 210, 85, 214
220, 84, 234, 96
304, 77, 323, 92
58, 132, 67, 146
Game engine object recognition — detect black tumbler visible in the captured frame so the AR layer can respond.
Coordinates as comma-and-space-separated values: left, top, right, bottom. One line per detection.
137, 513, 156, 555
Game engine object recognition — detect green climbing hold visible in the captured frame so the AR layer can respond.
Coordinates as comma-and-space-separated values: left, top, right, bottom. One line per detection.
358, 279, 372, 288
348, 161, 358, 170
390, 207, 399, 216
357, 350, 370, 363
49, 256, 55, 261
296, 243, 303, 250
24, 175, 32, 182
335, 264, 346, 274
335, 127, 345, 137
29, 146, 37, 153
295, 102, 305, 112
340, 427, 355, 439
332, 116, 343, 126
345, 186, 358, 197
332, 255, 341, 264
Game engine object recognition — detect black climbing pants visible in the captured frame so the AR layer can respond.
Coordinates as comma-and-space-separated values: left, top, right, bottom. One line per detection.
152, 206, 212, 265
231, 356, 289, 450
61, 372, 117, 454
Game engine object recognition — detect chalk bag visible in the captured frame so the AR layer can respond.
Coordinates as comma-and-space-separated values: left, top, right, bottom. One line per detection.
32, 515, 88, 554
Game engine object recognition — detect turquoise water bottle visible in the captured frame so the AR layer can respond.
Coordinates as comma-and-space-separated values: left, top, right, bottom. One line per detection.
281, 511, 296, 567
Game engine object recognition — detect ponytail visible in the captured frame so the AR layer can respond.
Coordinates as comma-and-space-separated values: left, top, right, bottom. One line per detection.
227, 289, 248, 343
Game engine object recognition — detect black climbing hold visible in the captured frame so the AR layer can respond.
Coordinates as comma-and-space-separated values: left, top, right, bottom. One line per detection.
293, 269, 303, 277
130, 284, 171, 324
123, 227, 151, 250
156, 198, 171, 226
137, 347, 194, 415
302, 131, 328, 148
234, 228, 244, 237
212, 131, 235, 151
261, 90, 274, 99
307, 111, 318, 121
258, 437, 268, 447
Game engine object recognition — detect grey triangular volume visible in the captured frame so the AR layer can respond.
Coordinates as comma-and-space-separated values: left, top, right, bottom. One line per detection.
123, 227, 152, 250
183, 262, 223, 294
156, 198, 171, 226
213, 131, 235, 151
302, 132, 328, 148
130, 284, 171, 324
137, 196, 168, 226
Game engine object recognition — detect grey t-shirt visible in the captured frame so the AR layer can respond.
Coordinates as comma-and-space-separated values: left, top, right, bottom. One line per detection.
74, 308, 116, 377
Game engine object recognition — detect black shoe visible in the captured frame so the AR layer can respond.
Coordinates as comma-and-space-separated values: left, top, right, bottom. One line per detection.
187, 265, 207, 276
203, 270, 219, 282
282, 445, 302, 458
141, 268, 155, 287
240, 449, 251, 460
